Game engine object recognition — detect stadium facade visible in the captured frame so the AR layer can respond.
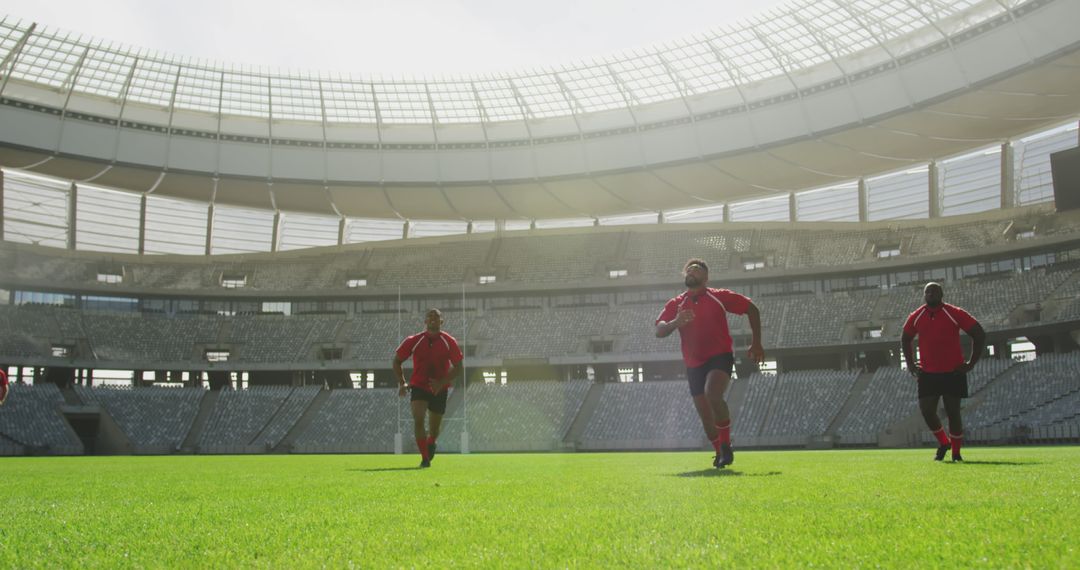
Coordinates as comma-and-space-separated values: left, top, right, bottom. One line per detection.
1, 0, 1079, 456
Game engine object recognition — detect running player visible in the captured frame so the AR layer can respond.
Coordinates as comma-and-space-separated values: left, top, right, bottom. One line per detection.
656, 259, 765, 469
393, 308, 464, 468
901, 282, 986, 462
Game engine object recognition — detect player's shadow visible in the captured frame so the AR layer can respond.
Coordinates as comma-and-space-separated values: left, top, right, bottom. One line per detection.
674, 469, 782, 478
949, 460, 1039, 466
348, 467, 425, 472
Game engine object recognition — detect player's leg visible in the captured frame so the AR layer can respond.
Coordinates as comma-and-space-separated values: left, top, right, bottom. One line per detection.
942, 394, 964, 461
429, 411, 443, 442
688, 364, 717, 439
410, 396, 432, 467
705, 368, 734, 467
425, 390, 448, 462
705, 370, 731, 425
691, 393, 728, 469
917, 395, 942, 430
919, 393, 951, 461
691, 393, 718, 441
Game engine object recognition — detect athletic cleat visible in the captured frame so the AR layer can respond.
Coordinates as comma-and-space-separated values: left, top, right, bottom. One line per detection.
428, 442, 437, 461
716, 443, 734, 468
934, 444, 950, 461
951, 453, 963, 463
420, 458, 431, 468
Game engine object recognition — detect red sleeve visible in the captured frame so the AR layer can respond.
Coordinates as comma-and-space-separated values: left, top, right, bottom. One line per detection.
655, 298, 678, 326
716, 289, 751, 315
948, 306, 979, 332
394, 334, 422, 362
447, 335, 464, 364
902, 310, 919, 336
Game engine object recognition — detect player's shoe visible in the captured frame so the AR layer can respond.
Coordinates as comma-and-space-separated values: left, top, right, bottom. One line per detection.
934, 444, 949, 461
420, 458, 431, 468
951, 453, 963, 463
714, 443, 734, 468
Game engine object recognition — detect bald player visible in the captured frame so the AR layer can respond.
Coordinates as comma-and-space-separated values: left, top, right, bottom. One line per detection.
902, 282, 986, 462
393, 309, 463, 468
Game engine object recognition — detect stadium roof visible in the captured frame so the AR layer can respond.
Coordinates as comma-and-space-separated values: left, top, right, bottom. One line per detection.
0, 0, 1052, 123
0, 0, 1079, 224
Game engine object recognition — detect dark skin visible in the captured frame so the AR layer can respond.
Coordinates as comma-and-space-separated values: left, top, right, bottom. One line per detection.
656, 263, 765, 441
901, 282, 986, 434
393, 309, 462, 443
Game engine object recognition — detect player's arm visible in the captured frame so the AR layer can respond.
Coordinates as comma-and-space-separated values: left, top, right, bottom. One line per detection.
392, 355, 408, 397
432, 361, 462, 393
445, 361, 463, 382
655, 309, 693, 338
901, 331, 919, 376
746, 301, 765, 364
957, 322, 986, 373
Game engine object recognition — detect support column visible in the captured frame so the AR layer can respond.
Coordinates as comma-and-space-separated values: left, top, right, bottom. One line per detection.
1001, 141, 1015, 209
788, 192, 797, 222
205, 203, 215, 255
271, 210, 281, 252
722, 203, 731, 223
928, 161, 941, 219
67, 182, 77, 250
337, 217, 347, 245
138, 194, 147, 255
0, 169, 5, 239
206, 178, 218, 255
857, 177, 869, 222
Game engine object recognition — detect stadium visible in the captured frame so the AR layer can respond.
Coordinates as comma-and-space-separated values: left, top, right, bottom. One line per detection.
1, 0, 1079, 566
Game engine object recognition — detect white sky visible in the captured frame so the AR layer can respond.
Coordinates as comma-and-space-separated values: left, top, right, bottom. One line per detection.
0, 0, 788, 77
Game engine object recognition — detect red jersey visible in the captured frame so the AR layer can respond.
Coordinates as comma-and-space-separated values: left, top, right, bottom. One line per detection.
395, 331, 463, 393
902, 303, 979, 373
656, 287, 752, 367
0, 369, 7, 405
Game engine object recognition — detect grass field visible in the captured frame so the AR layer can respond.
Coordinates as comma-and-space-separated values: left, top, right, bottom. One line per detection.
2, 447, 1078, 568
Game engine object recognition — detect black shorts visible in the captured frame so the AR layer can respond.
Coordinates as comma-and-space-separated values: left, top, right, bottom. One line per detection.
410, 387, 449, 414
686, 353, 735, 397
917, 371, 968, 399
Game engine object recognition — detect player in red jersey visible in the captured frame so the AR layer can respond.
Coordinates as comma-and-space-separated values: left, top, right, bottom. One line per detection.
0, 368, 8, 406
901, 282, 986, 462
393, 308, 464, 468
656, 259, 765, 469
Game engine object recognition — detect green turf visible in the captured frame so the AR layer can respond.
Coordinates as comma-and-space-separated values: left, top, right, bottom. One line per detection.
1, 447, 1078, 568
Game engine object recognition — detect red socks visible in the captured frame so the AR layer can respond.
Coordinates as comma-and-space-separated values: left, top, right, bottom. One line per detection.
932, 427, 950, 447
950, 432, 963, 456
416, 438, 429, 461
710, 421, 732, 453
716, 421, 731, 445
